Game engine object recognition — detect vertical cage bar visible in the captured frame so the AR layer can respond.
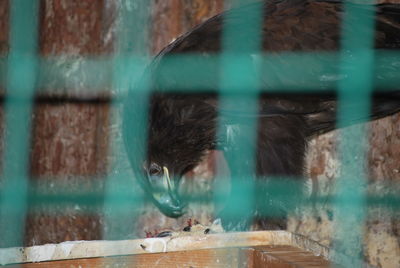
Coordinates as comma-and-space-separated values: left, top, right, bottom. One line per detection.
216, 0, 263, 229
103, 0, 151, 243
334, 2, 376, 266
0, 0, 39, 248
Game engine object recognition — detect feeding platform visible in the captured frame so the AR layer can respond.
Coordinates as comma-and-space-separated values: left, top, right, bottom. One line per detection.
0, 231, 340, 267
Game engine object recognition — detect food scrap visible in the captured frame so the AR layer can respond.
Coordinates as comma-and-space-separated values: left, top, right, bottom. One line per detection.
142, 218, 224, 239
140, 218, 225, 252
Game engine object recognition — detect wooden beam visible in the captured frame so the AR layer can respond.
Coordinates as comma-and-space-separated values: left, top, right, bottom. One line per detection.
0, 231, 333, 266
6, 246, 334, 268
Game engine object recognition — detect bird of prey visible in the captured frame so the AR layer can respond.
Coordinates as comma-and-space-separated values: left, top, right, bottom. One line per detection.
123, 0, 400, 230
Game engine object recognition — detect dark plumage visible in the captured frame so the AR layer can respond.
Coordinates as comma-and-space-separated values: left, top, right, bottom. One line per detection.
123, 0, 400, 230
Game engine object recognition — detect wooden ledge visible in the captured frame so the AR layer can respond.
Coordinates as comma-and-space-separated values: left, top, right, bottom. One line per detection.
0, 231, 335, 267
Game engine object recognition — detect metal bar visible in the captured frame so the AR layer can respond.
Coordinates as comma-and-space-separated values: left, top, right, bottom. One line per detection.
333, 2, 376, 267
102, 0, 151, 243
1, 51, 399, 93
11, 179, 400, 213
215, 0, 264, 230
0, 0, 39, 248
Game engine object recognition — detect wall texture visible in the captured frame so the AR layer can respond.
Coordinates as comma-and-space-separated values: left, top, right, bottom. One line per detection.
290, 114, 400, 268
0, 0, 8, 55
25, 0, 113, 246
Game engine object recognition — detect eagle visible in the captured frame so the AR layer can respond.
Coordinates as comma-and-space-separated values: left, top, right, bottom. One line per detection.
123, 0, 400, 230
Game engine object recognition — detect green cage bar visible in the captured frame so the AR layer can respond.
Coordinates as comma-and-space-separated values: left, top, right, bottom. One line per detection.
2, 52, 399, 95
103, 0, 151, 243
0, 0, 39, 248
216, 0, 264, 228
333, 1, 376, 267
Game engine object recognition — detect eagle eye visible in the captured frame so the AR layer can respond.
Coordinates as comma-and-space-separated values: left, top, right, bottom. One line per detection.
148, 163, 162, 177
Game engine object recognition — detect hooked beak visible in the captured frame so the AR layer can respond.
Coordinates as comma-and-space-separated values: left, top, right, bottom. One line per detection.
148, 167, 186, 218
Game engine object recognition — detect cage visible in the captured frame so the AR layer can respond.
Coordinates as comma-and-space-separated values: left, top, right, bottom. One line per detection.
0, 0, 399, 267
